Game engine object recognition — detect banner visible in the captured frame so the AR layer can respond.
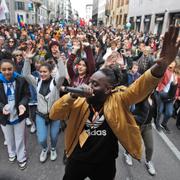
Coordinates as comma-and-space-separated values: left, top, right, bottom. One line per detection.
0, 0, 9, 21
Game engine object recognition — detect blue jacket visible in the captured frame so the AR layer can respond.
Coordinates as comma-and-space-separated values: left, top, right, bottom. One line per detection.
28, 71, 39, 104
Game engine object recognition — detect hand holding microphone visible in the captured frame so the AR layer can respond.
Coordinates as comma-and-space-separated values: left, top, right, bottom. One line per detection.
61, 84, 94, 98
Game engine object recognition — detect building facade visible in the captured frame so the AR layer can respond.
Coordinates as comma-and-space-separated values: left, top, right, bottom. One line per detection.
92, 0, 98, 25
128, 0, 180, 35
4, 0, 50, 25
56, 0, 72, 22
86, 4, 93, 23
97, 0, 106, 25
105, 0, 129, 28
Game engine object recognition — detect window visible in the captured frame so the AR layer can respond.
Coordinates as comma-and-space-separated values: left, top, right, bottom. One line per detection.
116, 15, 119, 25
119, 15, 122, 24
123, 14, 127, 24
28, 3, 33, 11
15, 1, 25, 10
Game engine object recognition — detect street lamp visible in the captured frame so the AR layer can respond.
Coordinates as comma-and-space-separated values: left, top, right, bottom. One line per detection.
33, 0, 42, 24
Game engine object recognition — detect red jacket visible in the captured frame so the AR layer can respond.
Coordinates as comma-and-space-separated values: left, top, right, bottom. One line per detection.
157, 69, 173, 92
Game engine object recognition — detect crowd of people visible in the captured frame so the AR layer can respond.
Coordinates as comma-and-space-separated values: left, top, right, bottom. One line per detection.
0, 22, 179, 179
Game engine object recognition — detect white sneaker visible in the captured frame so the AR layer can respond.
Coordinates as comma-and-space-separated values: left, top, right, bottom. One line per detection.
30, 123, 36, 133
124, 152, 133, 166
50, 148, 57, 161
4, 140, 7, 146
8, 155, 16, 163
40, 148, 48, 163
145, 161, 156, 176
26, 118, 32, 126
18, 160, 27, 170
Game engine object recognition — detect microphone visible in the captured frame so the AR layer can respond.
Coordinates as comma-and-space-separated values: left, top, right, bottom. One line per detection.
61, 86, 85, 94
61, 86, 95, 96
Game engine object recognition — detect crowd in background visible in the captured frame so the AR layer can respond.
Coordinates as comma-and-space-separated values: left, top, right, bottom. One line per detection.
0, 23, 179, 175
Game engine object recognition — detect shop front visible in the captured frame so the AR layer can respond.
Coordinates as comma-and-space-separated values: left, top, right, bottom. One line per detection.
154, 14, 164, 35
144, 15, 151, 34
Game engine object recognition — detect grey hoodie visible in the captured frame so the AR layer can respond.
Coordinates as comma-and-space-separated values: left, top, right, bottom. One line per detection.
22, 58, 65, 114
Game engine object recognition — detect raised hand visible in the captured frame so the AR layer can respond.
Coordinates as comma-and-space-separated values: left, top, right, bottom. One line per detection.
151, 26, 180, 78
23, 48, 36, 59
157, 26, 180, 66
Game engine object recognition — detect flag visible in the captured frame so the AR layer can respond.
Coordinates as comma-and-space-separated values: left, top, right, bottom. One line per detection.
80, 18, 85, 27
0, 5, 6, 21
1, 0, 9, 13
17, 14, 25, 29
0, 0, 9, 21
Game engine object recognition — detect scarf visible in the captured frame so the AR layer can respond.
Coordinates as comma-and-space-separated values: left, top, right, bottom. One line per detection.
0, 72, 20, 96
0, 72, 20, 83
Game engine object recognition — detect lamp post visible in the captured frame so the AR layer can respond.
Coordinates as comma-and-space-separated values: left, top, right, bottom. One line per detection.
33, 0, 42, 24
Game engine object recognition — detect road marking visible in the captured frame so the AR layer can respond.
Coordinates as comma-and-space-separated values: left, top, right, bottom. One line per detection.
152, 124, 180, 161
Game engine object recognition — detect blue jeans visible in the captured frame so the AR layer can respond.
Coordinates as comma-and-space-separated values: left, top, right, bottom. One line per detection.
160, 100, 174, 125
155, 91, 174, 126
36, 114, 61, 149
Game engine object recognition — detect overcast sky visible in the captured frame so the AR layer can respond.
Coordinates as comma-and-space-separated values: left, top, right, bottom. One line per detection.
71, 0, 93, 18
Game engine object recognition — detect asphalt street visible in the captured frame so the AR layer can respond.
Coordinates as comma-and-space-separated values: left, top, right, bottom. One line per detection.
0, 121, 180, 180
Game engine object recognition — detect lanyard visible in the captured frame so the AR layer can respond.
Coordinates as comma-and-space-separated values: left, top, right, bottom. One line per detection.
90, 105, 103, 125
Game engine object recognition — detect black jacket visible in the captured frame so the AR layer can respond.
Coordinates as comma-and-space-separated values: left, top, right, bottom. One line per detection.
132, 97, 154, 126
0, 76, 30, 126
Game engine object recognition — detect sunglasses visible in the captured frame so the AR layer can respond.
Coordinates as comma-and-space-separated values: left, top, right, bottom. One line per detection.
16, 54, 22, 57
9, 41, 14, 43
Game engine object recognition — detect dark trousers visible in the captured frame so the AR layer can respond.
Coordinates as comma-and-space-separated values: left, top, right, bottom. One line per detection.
174, 100, 180, 126
141, 124, 153, 162
154, 91, 173, 127
29, 105, 37, 122
63, 158, 116, 180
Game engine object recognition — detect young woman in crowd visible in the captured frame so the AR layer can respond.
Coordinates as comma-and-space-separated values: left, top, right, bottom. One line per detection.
67, 39, 96, 87
22, 48, 65, 163
12, 50, 24, 74
0, 59, 30, 170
